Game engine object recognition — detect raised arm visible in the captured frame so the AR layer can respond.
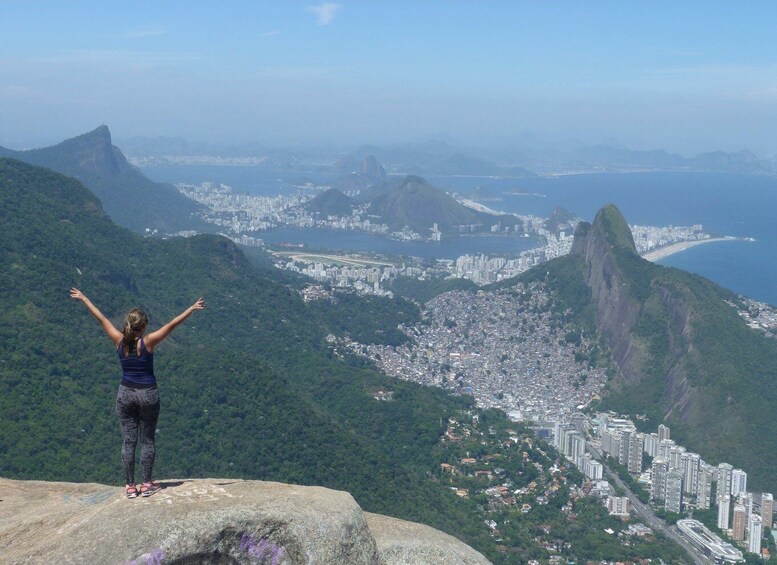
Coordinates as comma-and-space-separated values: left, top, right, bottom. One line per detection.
70, 288, 123, 346
144, 297, 205, 351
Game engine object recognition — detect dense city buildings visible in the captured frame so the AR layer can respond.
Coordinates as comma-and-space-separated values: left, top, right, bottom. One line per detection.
348, 284, 607, 418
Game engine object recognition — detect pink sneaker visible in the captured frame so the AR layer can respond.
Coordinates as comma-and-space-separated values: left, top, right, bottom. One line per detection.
140, 481, 161, 497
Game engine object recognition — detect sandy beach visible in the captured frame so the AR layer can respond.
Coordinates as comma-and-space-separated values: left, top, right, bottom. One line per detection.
641, 237, 737, 262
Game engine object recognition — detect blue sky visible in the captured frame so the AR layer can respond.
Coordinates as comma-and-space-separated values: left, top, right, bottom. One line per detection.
2, 1, 777, 154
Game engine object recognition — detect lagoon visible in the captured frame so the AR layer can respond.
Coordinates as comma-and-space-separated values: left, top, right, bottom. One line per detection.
143, 165, 777, 305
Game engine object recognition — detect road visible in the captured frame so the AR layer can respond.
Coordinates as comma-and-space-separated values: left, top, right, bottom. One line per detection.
589, 444, 710, 565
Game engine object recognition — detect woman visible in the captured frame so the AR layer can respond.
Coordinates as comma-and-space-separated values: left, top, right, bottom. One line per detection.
70, 288, 205, 498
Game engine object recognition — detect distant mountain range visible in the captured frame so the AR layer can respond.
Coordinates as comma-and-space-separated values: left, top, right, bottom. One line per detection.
518, 204, 777, 493
484, 142, 776, 175
119, 133, 777, 177
0, 126, 205, 234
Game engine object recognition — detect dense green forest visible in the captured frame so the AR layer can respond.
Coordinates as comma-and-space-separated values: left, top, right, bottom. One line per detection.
0, 158, 699, 562
0, 157, 494, 553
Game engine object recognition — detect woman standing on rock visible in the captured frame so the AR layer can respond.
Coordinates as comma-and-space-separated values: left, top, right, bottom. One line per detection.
70, 288, 205, 498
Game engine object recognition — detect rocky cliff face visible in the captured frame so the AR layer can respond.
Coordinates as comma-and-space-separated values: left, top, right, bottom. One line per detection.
569, 205, 649, 384
568, 204, 702, 414
0, 478, 490, 565
360, 156, 386, 184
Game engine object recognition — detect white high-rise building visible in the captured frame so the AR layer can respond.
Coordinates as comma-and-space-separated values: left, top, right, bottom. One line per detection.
607, 496, 630, 516
643, 432, 659, 457
681, 452, 701, 496
717, 463, 733, 500
628, 433, 644, 474
761, 493, 774, 529
748, 514, 762, 555
668, 445, 686, 470
600, 428, 620, 458
697, 468, 713, 510
731, 469, 747, 497
652, 458, 669, 502
567, 432, 585, 461
665, 469, 684, 514
717, 494, 731, 530
658, 438, 676, 460
581, 457, 604, 481
618, 430, 631, 467
658, 424, 671, 442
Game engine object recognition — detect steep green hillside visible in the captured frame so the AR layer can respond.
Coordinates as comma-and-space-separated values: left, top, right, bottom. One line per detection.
303, 188, 356, 217
368, 175, 493, 233
0, 126, 204, 233
524, 204, 777, 493
0, 157, 494, 550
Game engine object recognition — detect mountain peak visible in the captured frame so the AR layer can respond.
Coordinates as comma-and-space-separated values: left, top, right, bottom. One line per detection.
87, 124, 111, 142
571, 203, 636, 256
400, 174, 430, 188
360, 155, 386, 182
58, 124, 113, 153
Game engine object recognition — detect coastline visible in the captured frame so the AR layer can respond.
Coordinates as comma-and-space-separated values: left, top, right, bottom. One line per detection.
641, 237, 739, 262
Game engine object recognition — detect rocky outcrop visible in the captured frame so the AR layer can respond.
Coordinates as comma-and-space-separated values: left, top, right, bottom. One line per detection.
0, 478, 490, 565
365, 513, 489, 565
360, 156, 386, 184
569, 205, 648, 383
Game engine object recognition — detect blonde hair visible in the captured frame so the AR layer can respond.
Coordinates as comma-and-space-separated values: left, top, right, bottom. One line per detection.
122, 308, 148, 354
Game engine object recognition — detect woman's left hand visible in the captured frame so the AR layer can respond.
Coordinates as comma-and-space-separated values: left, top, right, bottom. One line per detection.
70, 287, 87, 302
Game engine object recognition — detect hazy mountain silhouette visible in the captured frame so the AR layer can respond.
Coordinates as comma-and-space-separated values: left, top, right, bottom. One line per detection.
0, 126, 204, 233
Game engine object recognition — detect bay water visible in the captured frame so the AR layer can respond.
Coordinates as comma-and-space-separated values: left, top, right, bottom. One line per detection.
143, 165, 777, 305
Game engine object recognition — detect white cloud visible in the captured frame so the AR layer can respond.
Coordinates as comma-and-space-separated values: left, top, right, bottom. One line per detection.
120, 25, 167, 39
307, 2, 341, 26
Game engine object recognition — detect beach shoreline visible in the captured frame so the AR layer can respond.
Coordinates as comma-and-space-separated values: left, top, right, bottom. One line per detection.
641, 237, 739, 262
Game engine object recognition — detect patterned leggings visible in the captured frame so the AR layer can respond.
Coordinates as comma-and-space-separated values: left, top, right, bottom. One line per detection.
116, 384, 160, 485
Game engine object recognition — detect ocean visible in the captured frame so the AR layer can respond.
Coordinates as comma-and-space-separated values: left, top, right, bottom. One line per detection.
142, 166, 777, 305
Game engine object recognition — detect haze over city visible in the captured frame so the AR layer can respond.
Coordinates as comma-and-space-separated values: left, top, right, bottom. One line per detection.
3, 1, 777, 155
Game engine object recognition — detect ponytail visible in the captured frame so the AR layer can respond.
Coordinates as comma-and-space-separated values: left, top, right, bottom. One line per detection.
122, 308, 148, 355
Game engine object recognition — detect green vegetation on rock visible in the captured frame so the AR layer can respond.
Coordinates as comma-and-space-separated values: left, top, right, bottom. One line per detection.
531, 202, 777, 493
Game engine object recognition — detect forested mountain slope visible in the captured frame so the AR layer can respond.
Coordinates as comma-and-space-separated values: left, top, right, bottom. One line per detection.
0, 126, 203, 233
0, 157, 491, 550
521, 204, 777, 492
